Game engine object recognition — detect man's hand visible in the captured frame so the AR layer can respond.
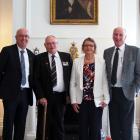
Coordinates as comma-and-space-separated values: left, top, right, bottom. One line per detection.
99, 101, 107, 108
38, 98, 47, 106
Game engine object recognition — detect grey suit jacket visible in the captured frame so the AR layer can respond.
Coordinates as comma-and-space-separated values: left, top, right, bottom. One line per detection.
104, 44, 140, 100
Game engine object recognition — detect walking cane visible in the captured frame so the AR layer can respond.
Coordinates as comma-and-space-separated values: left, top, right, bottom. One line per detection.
42, 104, 47, 140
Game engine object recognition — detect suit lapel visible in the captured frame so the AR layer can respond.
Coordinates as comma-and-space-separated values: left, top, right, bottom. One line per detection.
13, 45, 21, 72
122, 44, 129, 75
45, 52, 51, 73
107, 47, 114, 76
58, 52, 64, 68
27, 49, 33, 74
27, 50, 32, 64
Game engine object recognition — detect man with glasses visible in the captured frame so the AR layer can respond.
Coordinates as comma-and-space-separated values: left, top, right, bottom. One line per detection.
34, 35, 72, 140
0, 28, 35, 140
104, 27, 140, 140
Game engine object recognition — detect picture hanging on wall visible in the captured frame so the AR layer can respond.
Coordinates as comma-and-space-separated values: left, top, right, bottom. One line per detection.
50, 0, 98, 25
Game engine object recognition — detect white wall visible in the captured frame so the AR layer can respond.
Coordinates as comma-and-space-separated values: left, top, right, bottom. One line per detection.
12, 0, 122, 54
12, 0, 140, 52
122, 0, 139, 44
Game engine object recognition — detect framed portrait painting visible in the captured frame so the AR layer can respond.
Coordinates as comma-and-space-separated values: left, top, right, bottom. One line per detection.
50, 0, 98, 25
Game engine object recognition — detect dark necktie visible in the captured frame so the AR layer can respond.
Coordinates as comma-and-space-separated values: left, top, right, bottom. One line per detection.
20, 50, 26, 85
111, 48, 119, 85
51, 54, 57, 87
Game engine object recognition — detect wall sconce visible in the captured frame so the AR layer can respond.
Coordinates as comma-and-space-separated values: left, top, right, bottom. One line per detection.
33, 47, 39, 55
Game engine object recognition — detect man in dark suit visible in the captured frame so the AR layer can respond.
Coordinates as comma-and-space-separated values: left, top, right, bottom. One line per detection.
56, 0, 91, 19
34, 35, 72, 140
0, 28, 35, 140
104, 27, 140, 140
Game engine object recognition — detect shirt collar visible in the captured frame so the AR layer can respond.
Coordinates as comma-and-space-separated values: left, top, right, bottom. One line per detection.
17, 45, 27, 53
48, 51, 59, 58
115, 44, 125, 51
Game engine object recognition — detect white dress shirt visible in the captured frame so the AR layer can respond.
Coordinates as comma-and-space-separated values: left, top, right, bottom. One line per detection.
17, 46, 29, 88
111, 44, 125, 87
48, 52, 65, 92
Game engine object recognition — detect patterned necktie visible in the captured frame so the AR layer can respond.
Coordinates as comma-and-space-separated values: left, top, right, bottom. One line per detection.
20, 50, 26, 85
111, 48, 119, 85
51, 54, 57, 87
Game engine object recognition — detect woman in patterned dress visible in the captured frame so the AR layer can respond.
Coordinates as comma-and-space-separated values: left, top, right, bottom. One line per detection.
70, 37, 110, 140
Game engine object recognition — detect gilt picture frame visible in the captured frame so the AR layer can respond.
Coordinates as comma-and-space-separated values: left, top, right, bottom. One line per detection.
50, 0, 98, 25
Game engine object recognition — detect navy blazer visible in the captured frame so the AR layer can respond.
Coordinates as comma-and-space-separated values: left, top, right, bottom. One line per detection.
34, 51, 72, 103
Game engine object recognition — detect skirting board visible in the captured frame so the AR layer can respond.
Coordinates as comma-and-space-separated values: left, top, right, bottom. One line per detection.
0, 130, 36, 140
24, 134, 36, 140
0, 120, 2, 136
0, 124, 139, 139
24, 131, 36, 140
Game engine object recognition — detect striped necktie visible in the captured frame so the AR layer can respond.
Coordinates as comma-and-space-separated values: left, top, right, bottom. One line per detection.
51, 54, 57, 87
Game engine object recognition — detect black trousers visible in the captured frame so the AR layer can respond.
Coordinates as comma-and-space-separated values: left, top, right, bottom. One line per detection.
109, 87, 134, 140
2, 89, 29, 140
79, 100, 103, 140
36, 93, 65, 140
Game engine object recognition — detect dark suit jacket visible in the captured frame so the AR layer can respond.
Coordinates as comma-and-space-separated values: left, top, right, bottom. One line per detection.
34, 51, 72, 103
104, 44, 140, 100
0, 44, 35, 105
56, 0, 91, 19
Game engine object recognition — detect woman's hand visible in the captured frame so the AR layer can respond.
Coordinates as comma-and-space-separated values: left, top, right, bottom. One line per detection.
72, 103, 80, 113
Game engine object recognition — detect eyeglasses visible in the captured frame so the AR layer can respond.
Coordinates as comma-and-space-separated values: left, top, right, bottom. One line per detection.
46, 42, 58, 46
83, 44, 94, 47
18, 35, 29, 38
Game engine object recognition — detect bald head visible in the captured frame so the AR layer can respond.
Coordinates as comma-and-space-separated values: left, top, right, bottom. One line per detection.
113, 27, 127, 47
113, 27, 126, 36
16, 28, 29, 36
45, 35, 57, 43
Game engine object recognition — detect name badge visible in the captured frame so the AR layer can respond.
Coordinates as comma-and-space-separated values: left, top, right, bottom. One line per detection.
62, 62, 69, 66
